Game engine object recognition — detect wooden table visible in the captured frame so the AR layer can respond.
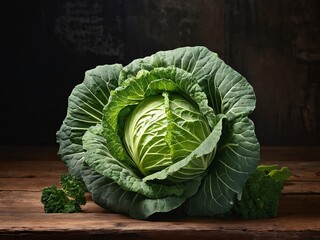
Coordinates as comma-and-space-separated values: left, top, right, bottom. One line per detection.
0, 146, 319, 239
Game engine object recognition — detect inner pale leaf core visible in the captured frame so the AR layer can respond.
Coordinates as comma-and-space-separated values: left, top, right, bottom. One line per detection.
123, 92, 211, 176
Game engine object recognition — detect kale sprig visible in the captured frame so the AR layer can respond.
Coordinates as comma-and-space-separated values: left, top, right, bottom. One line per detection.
222, 165, 291, 219
41, 173, 86, 213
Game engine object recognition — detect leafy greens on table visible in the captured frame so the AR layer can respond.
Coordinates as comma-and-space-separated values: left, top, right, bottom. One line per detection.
43, 46, 290, 219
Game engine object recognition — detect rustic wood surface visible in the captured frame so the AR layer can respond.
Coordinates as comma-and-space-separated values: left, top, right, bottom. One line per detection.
0, 146, 319, 240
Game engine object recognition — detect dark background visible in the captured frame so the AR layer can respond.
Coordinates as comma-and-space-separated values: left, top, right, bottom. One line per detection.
1, 0, 319, 146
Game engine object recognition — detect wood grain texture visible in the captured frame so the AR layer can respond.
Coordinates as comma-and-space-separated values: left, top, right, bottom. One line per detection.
0, 146, 319, 239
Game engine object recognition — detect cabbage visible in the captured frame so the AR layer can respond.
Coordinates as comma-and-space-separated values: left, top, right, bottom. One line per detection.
57, 46, 260, 219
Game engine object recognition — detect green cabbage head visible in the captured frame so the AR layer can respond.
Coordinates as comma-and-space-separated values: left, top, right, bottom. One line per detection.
57, 46, 260, 219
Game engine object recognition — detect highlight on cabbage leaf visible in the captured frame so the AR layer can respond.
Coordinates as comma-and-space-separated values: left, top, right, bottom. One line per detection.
56, 46, 262, 219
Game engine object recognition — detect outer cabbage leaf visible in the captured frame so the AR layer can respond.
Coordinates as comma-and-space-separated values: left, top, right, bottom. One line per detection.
81, 165, 201, 219
185, 117, 260, 216
56, 64, 122, 178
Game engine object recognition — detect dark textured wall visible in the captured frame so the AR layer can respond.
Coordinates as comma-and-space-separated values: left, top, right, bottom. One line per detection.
227, 0, 320, 145
1, 0, 319, 146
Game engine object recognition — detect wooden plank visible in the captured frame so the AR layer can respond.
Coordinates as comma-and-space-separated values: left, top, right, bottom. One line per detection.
263, 160, 320, 182
0, 230, 319, 240
278, 194, 320, 213
0, 191, 105, 214
261, 146, 320, 162
0, 146, 59, 161
0, 178, 61, 191
0, 162, 66, 178
0, 147, 65, 178
0, 174, 60, 191
0, 146, 319, 239
0, 213, 319, 240
283, 181, 320, 194
1, 176, 319, 194
1, 190, 319, 215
